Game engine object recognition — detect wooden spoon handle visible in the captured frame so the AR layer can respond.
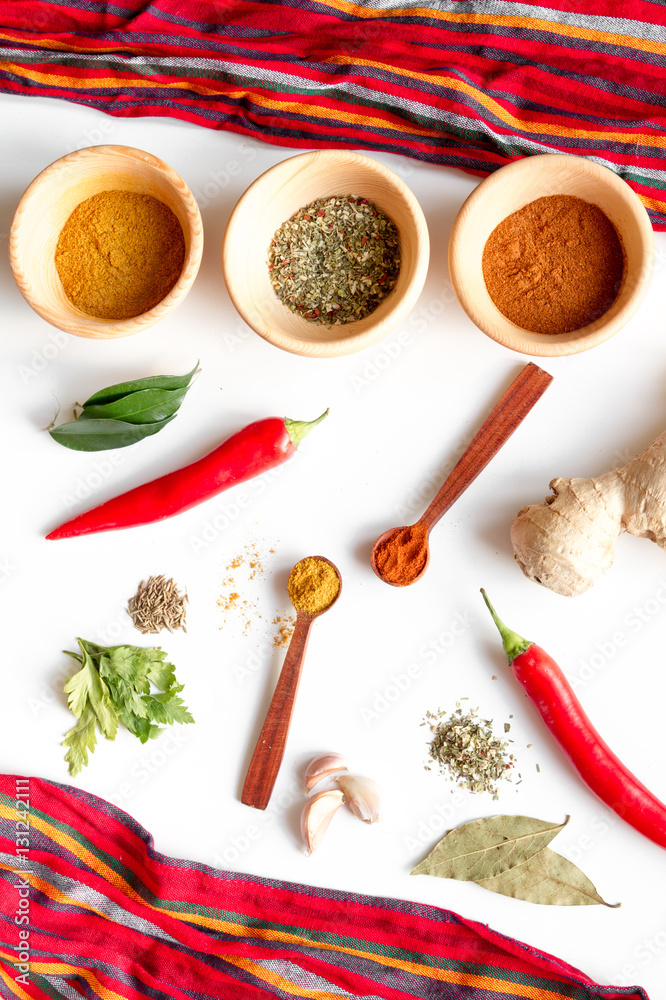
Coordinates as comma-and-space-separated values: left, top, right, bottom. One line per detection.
241, 612, 313, 810
420, 362, 553, 532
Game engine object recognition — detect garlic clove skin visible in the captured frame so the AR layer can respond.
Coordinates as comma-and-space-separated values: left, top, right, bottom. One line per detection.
301, 789, 345, 854
335, 774, 383, 823
304, 752, 350, 794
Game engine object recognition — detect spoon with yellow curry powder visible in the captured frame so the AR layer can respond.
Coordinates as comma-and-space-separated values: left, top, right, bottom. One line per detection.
242, 556, 341, 810
371, 363, 553, 587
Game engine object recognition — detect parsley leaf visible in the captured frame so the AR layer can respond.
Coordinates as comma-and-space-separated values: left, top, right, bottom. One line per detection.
63, 706, 98, 778
62, 638, 193, 775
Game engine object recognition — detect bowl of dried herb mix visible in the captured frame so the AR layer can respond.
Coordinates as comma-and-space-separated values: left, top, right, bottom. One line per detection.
221, 150, 430, 357
9, 145, 203, 339
448, 153, 654, 357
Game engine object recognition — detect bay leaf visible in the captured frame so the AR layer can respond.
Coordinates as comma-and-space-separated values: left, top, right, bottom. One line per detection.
49, 415, 175, 451
410, 814, 567, 881
80, 386, 190, 425
411, 814, 619, 907
477, 847, 619, 907
82, 361, 199, 407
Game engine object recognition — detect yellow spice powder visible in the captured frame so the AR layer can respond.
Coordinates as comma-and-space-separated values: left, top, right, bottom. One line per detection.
55, 189, 186, 320
288, 557, 340, 615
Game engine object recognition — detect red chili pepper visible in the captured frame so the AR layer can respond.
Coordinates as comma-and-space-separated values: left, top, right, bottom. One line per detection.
481, 588, 666, 850
46, 410, 328, 540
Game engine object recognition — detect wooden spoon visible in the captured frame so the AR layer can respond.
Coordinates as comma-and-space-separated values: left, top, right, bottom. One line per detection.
241, 556, 342, 810
370, 362, 553, 587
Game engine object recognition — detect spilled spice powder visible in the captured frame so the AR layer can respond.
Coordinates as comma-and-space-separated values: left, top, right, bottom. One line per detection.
217, 540, 294, 647
272, 615, 296, 648
217, 543, 264, 635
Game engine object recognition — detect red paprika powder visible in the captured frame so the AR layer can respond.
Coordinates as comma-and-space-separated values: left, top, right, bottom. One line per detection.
372, 523, 428, 585
482, 194, 625, 335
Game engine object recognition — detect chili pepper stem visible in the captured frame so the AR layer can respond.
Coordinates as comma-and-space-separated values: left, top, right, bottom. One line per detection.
284, 409, 329, 449
480, 589, 533, 664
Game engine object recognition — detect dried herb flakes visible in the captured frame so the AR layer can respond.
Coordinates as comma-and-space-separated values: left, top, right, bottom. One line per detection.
268, 195, 400, 325
424, 706, 514, 799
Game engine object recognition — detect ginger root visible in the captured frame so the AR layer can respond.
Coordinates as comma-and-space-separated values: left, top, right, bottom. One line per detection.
511, 430, 666, 597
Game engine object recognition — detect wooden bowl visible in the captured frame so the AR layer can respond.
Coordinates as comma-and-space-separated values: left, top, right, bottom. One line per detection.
9, 145, 203, 339
221, 150, 429, 357
448, 154, 654, 356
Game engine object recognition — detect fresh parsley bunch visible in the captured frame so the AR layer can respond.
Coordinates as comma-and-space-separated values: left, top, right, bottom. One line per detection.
63, 638, 194, 776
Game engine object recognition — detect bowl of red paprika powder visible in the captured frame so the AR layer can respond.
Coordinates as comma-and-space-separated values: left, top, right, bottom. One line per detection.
9, 145, 203, 339
448, 154, 654, 356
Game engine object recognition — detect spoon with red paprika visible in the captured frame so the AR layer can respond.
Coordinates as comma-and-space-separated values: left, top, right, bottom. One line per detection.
370, 363, 553, 586
481, 588, 666, 851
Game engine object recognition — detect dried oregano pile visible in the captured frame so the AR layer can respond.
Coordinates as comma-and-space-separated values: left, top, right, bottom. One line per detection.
268, 195, 400, 325
424, 705, 515, 798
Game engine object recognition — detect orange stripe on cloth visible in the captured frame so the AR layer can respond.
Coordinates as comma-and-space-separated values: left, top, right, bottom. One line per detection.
0, 62, 222, 97
325, 53, 666, 146
0, 963, 33, 1000
313, 0, 666, 56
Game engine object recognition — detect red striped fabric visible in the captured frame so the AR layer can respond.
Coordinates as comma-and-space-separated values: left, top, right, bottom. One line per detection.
0, 775, 651, 999
1, 1, 666, 225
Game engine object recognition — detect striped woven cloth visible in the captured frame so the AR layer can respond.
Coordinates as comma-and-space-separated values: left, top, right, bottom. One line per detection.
0, 776, 649, 999
1, 1, 666, 228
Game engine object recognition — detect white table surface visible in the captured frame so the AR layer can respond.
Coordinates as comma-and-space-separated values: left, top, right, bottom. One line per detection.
2, 91, 665, 998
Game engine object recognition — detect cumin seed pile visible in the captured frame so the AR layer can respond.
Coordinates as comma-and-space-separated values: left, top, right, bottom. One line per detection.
127, 575, 188, 634
424, 705, 515, 799
267, 195, 400, 325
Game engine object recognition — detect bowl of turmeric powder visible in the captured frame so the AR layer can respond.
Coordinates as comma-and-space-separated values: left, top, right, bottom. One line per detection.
9, 145, 203, 339
448, 154, 654, 356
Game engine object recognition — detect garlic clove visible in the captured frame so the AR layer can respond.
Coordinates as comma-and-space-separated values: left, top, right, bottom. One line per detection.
335, 774, 383, 824
304, 752, 350, 793
301, 789, 345, 854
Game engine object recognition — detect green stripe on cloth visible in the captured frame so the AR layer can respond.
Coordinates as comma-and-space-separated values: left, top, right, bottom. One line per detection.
0, 776, 650, 999
0, 0, 665, 224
